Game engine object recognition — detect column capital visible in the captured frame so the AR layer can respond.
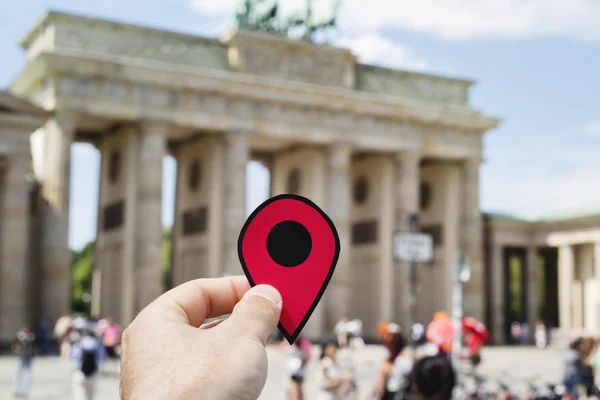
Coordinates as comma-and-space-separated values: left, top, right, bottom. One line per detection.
395, 150, 421, 163
327, 143, 352, 169
139, 119, 172, 133
224, 129, 252, 142
50, 109, 76, 128
45, 110, 76, 142
462, 157, 484, 168
559, 244, 574, 252
328, 141, 353, 151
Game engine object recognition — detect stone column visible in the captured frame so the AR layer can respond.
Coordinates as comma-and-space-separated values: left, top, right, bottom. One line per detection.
593, 243, 600, 279
122, 127, 139, 326
0, 152, 32, 338
460, 159, 484, 320
40, 112, 75, 323
221, 131, 249, 276
393, 151, 420, 329
558, 245, 574, 329
134, 123, 167, 313
526, 246, 538, 342
490, 242, 505, 344
324, 143, 352, 329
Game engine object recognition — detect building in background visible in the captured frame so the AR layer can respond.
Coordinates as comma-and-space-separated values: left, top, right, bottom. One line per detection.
3, 10, 593, 345
484, 209, 600, 345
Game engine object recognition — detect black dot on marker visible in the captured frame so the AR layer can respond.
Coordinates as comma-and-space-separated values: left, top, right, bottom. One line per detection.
266, 220, 312, 267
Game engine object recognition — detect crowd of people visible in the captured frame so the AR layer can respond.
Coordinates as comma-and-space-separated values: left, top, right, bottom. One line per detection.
278, 315, 479, 400
11, 314, 122, 399
11, 311, 482, 399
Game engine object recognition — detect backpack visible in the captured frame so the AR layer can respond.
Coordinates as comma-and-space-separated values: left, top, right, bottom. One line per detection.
80, 348, 98, 377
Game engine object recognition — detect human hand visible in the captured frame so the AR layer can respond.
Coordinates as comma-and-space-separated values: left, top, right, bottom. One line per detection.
120, 276, 282, 400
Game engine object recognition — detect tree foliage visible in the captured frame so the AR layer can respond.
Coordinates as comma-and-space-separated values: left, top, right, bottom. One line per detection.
70, 242, 95, 314
70, 229, 173, 313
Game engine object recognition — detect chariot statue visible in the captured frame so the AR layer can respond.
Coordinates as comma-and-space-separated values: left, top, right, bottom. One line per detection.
234, 0, 342, 42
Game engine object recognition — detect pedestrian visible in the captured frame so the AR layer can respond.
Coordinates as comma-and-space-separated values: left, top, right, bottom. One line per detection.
70, 326, 106, 400
369, 322, 408, 400
54, 312, 73, 358
100, 317, 121, 359
411, 355, 456, 400
336, 331, 358, 399
521, 323, 530, 345
334, 317, 349, 336
510, 322, 521, 345
316, 340, 353, 400
563, 337, 584, 397
580, 337, 597, 397
535, 321, 547, 348
411, 323, 426, 347
12, 325, 36, 398
591, 337, 600, 389
345, 319, 365, 349
286, 335, 311, 400
39, 318, 50, 355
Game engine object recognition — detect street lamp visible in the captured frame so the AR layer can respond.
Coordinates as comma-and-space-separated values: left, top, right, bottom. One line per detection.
452, 253, 471, 366
459, 256, 471, 283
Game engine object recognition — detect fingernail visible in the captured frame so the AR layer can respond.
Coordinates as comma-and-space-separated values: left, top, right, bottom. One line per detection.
245, 285, 282, 307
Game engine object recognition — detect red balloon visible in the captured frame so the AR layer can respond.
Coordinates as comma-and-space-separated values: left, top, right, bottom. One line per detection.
238, 194, 340, 343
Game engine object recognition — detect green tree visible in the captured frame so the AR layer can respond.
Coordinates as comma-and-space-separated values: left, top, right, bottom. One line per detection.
69, 230, 173, 313
71, 241, 95, 314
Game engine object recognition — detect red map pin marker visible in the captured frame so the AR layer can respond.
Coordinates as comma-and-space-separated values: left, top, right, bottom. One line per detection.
238, 194, 340, 344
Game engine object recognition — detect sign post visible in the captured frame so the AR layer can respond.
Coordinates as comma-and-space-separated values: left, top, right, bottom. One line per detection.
394, 215, 433, 332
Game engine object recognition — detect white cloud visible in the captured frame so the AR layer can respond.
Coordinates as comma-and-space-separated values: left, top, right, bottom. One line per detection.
338, 0, 600, 41
482, 166, 600, 218
189, 0, 239, 17
189, 0, 600, 42
482, 124, 600, 217
336, 33, 428, 71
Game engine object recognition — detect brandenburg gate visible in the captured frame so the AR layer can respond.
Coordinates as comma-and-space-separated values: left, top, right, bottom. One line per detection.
6, 11, 498, 339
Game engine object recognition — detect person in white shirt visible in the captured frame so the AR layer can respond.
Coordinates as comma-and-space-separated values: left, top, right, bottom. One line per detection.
334, 317, 349, 336
336, 332, 358, 399
316, 340, 353, 400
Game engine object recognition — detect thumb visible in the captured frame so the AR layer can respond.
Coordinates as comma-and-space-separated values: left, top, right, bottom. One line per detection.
226, 285, 282, 345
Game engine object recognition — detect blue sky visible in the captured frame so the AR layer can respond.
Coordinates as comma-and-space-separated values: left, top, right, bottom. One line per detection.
1, 0, 600, 250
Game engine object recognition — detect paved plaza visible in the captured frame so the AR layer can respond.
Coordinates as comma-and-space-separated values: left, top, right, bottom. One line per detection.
0, 345, 564, 399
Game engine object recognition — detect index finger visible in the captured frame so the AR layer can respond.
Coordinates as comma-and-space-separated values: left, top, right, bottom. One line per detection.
149, 275, 251, 327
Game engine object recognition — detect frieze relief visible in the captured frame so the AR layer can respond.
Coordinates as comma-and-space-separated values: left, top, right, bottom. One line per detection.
225, 28, 354, 89
57, 75, 481, 153
54, 21, 228, 70
237, 45, 350, 88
